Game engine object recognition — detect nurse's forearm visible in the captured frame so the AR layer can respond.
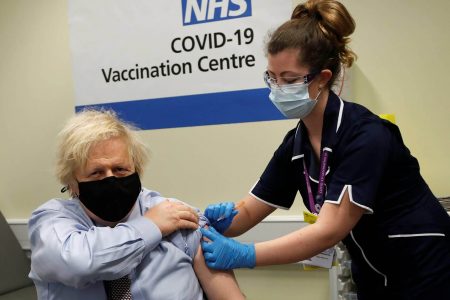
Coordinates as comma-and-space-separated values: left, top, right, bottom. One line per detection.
254, 222, 338, 266
225, 195, 276, 237
254, 194, 365, 266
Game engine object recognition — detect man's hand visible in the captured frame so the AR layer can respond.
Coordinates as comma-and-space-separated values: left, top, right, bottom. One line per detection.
144, 199, 199, 236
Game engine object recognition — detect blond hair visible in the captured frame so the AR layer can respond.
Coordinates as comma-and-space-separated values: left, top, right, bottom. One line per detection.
266, 0, 357, 87
56, 109, 149, 188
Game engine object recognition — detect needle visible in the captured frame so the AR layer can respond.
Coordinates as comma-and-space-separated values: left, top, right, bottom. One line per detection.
216, 215, 226, 222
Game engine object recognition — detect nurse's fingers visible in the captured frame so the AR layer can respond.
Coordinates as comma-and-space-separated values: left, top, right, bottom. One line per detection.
203, 251, 216, 262
205, 261, 218, 269
205, 202, 235, 222
205, 204, 222, 221
223, 202, 235, 218
219, 202, 233, 219
201, 240, 215, 254
211, 204, 221, 221
218, 204, 226, 219
200, 227, 218, 242
204, 204, 216, 219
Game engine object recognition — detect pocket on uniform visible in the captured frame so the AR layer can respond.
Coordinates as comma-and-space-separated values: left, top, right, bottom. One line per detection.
384, 232, 449, 286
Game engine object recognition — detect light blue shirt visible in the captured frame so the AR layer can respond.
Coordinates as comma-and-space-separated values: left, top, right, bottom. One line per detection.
28, 188, 207, 300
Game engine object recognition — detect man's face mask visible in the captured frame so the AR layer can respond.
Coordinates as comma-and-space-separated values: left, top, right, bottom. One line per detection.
78, 172, 142, 222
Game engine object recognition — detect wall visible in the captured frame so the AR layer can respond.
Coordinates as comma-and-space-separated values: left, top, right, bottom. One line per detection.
1, 1, 449, 299
340, 0, 450, 197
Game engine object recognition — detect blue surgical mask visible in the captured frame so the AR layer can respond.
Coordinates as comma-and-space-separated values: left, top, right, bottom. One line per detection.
269, 82, 321, 119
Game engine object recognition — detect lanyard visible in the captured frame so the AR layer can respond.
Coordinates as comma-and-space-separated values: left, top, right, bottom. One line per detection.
302, 148, 331, 214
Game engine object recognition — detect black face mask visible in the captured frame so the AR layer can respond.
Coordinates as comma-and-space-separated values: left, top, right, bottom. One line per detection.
78, 172, 141, 222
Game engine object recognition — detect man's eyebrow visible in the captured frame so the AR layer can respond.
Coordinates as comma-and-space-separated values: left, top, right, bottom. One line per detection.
87, 165, 104, 171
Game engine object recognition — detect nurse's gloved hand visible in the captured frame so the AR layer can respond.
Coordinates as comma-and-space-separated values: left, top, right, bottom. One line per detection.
201, 227, 255, 270
204, 202, 238, 233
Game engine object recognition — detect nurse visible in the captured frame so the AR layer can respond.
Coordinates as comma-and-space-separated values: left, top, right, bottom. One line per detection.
200, 0, 450, 299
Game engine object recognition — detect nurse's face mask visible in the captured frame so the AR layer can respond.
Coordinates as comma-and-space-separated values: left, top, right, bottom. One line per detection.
78, 172, 142, 222
264, 71, 320, 119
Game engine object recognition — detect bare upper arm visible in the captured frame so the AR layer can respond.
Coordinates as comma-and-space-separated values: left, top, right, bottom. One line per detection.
193, 246, 245, 300
316, 189, 366, 243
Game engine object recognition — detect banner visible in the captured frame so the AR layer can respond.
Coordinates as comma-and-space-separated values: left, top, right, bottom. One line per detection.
68, 0, 292, 130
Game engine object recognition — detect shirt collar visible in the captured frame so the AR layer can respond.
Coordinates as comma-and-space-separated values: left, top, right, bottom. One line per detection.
292, 90, 344, 159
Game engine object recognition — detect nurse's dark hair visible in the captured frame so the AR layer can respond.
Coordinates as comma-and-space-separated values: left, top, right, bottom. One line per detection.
266, 0, 356, 87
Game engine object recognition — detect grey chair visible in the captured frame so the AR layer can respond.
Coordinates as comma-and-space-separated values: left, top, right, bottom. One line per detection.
0, 210, 36, 299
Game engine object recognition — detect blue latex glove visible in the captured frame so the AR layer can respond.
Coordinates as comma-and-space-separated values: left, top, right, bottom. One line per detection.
204, 202, 238, 233
200, 227, 255, 270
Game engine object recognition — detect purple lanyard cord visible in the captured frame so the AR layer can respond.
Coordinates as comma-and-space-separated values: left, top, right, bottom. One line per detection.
302, 148, 330, 214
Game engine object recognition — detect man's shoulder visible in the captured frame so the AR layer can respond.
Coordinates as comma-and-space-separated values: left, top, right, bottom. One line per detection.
139, 188, 199, 210
139, 187, 164, 207
29, 198, 87, 227
139, 187, 205, 225
33, 198, 81, 213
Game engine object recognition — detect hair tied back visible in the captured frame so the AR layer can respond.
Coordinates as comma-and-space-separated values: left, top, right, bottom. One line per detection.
291, 1, 322, 21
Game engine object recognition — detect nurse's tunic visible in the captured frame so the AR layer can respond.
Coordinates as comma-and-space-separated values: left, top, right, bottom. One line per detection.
251, 91, 450, 299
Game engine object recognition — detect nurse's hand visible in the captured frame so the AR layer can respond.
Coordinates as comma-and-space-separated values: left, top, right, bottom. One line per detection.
204, 202, 238, 233
201, 227, 255, 270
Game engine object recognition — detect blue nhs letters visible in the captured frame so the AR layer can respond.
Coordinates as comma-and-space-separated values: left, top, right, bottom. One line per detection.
182, 0, 252, 25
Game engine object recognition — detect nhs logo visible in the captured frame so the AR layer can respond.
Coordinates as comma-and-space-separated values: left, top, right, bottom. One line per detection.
182, 0, 252, 26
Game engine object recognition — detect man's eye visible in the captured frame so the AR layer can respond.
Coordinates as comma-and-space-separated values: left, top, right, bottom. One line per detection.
115, 167, 129, 174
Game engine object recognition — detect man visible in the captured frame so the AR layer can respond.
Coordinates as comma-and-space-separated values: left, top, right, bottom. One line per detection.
29, 109, 244, 299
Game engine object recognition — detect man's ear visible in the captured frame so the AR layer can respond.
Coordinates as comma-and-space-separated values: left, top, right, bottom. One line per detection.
69, 181, 79, 197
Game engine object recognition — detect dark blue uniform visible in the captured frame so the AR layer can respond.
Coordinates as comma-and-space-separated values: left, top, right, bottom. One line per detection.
251, 91, 450, 299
